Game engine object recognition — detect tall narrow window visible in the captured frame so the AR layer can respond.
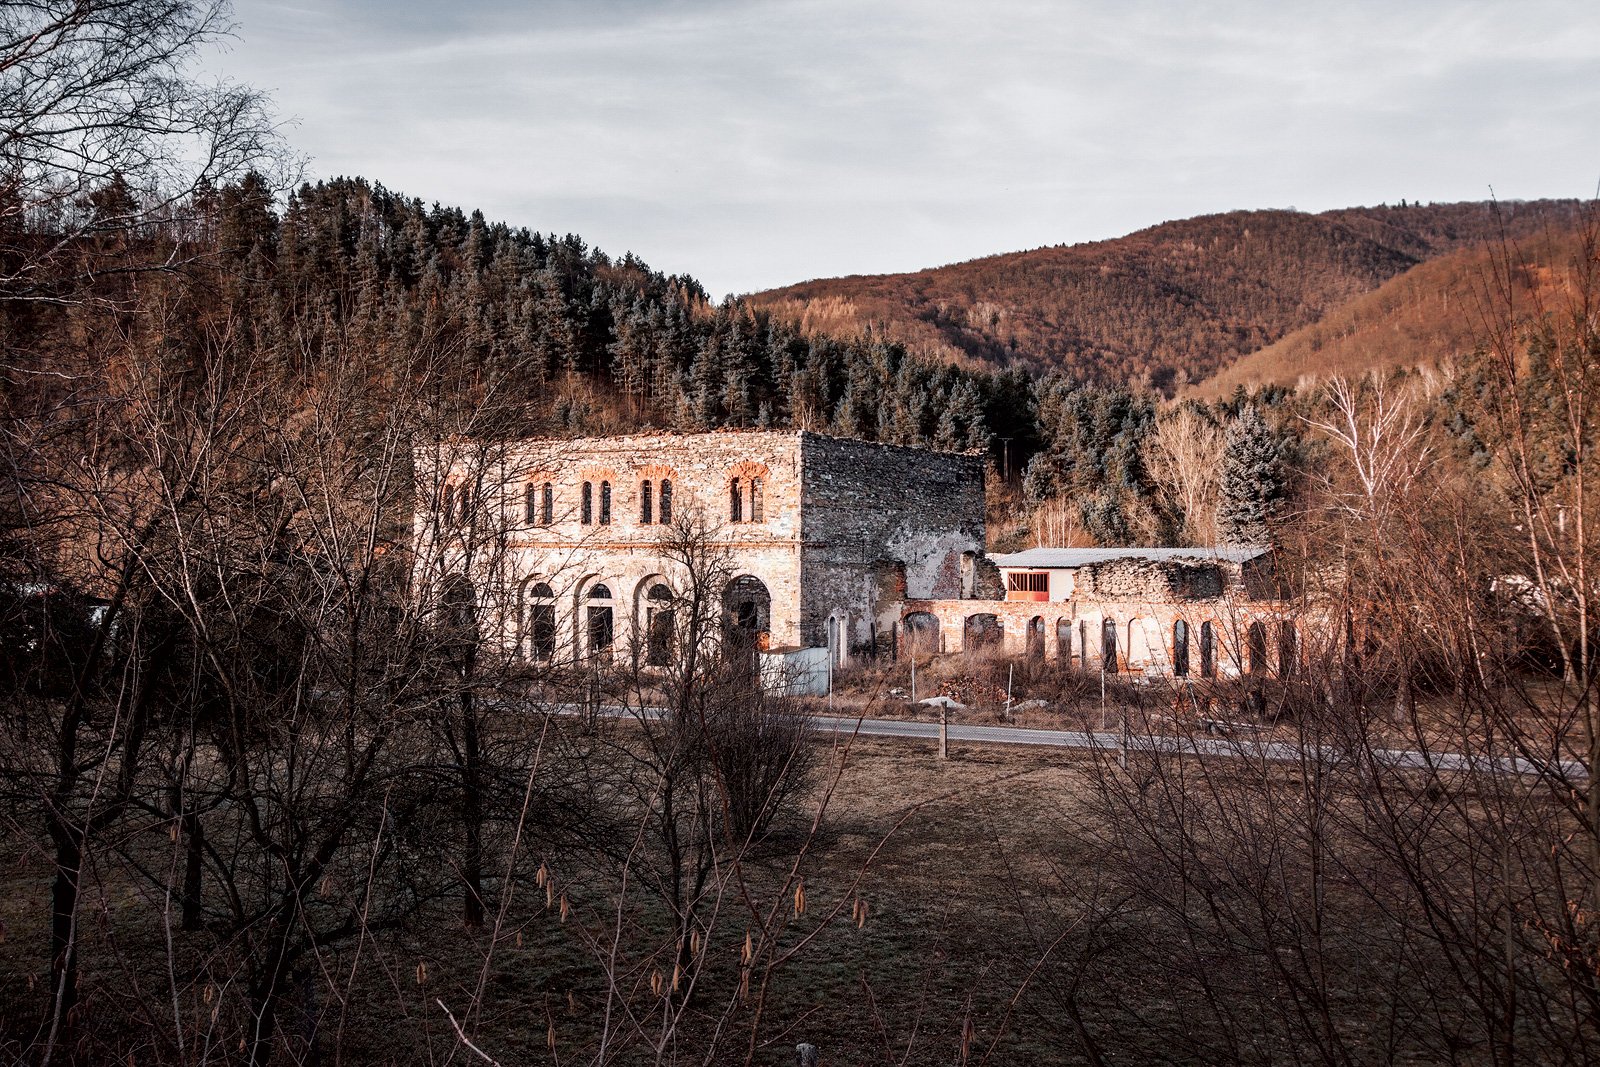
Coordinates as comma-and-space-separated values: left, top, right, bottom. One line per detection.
1200, 621, 1215, 678
659, 479, 672, 523
751, 476, 764, 522
640, 480, 653, 524
600, 480, 611, 525
527, 582, 556, 661
524, 483, 537, 525
1248, 621, 1267, 675
730, 478, 742, 522
540, 482, 553, 526
1173, 619, 1190, 677
1278, 621, 1297, 678
581, 481, 593, 525
1102, 617, 1118, 673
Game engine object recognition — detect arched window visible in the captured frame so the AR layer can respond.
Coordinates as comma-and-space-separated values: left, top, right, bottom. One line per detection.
1278, 620, 1297, 678
1102, 617, 1118, 673
730, 477, 743, 522
1173, 619, 1190, 677
751, 476, 765, 522
640, 480, 653, 524
587, 583, 614, 659
1248, 621, 1268, 675
599, 481, 611, 525
524, 482, 537, 525
581, 481, 593, 525
1056, 618, 1072, 665
540, 482, 553, 526
659, 479, 672, 523
526, 581, 556, 661
1200, 621, 1215, 678
646, 583, 674, 666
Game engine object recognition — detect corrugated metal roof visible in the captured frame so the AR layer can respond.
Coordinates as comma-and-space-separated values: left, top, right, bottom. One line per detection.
990, 546, 1268, 568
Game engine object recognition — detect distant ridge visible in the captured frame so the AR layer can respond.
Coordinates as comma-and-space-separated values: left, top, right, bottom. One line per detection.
746, 200, 1588, 388
1195, 225, 1592, 397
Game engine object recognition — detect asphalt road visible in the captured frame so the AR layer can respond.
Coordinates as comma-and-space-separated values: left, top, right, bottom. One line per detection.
539, 703, 1585, 779
809, 713, 1585, 779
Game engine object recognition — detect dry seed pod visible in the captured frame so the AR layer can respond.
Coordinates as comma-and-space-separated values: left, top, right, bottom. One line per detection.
742, 932, 753, 963
651, 970, 662, 996
559, 894, 568, 922
547, 1021, 556, 1050
416, 962, 426, 985
690, 930, 700, 954
794, 881, 806, 918
204, 984, 213, 1004
537, 862, 547, 888
546, 880, 553, 908
516, 931, 522, 948
672, 964, 680, 991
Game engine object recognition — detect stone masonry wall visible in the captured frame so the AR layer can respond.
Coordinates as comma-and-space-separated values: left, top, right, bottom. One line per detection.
797, 433, 986, 657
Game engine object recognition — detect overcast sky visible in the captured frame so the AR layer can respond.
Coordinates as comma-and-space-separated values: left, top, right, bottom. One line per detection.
220, 0, 1600, 297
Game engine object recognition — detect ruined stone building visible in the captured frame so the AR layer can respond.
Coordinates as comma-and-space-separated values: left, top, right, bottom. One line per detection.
416, 430, 986, 680
416, 429, 1296, 685
903, 546, 1297, 679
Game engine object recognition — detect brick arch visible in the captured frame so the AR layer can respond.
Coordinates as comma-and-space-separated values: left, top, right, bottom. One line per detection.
725, 460, 770, 484
637, 463, 678, 483
579, 466, 619, 484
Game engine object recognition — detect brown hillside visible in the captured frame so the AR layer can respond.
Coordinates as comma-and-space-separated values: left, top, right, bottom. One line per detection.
748, 200, 1587, 387
1194, 227, 1591, 397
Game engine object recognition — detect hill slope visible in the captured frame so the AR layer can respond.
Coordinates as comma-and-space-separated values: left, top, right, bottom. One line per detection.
748, 201, 1588, 387
1195, 227, 1593, 397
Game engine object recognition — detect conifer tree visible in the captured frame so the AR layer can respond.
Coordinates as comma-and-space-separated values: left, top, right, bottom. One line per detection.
1217, 404, 1284, 544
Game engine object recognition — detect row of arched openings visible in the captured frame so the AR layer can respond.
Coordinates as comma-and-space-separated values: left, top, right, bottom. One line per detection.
518, 575, 772, 667
908, 612, 1296, 678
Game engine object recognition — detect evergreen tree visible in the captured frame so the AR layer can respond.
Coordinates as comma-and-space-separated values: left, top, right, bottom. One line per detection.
1217, 404, 1284, 544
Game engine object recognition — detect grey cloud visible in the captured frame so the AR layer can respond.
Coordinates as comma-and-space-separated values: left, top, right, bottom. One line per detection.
224, 0, 1600, 294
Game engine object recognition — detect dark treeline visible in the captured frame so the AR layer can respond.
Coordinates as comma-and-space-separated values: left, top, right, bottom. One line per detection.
168, 175, 1021, 454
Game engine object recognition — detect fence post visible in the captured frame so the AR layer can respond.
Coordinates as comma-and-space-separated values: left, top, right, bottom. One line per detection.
939, 705, 948, 761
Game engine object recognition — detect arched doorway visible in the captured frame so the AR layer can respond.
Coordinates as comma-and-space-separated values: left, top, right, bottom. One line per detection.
723, 576, 771, 644
585, 580, 616, 660
1056, 617, 1073, 666
1247, 621, 1268, 676
723, 576, 771, 681
643, 581, 675, 666
1027, 616, 1046, 662
903, 611, 939, 658
1278, 620, 1297, 678
964, 613, 1002, 653
522, 579, 557, 662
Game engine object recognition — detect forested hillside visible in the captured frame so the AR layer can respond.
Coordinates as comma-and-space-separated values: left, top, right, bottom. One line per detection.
748, 200, 1588, 387
1196, 227, 1590, 396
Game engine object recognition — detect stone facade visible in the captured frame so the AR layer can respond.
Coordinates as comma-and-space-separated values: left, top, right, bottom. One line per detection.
414, 430, 987, 666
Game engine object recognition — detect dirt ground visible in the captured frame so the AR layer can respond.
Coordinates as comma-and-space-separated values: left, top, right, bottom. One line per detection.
0, 731, 1111, 1066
